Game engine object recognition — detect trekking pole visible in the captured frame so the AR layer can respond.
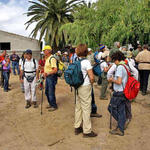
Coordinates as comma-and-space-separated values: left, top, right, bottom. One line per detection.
41, 81, 44, 115
110, 90, 113, 130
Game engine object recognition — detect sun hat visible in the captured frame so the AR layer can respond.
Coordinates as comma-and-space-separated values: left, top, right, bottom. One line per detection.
42, 45, 52, 51
125, 50, 132, 58
64, 52, 67, 55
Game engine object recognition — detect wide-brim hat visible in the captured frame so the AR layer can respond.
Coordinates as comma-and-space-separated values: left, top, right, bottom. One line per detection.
42, 45, 52, 51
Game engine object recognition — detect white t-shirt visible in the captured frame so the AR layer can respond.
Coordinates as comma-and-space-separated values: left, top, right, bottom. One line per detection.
21, 58, 38, 77
19, 58, 23, 66
100, 60, 108, 72
81, 59, 92, 86
126, 58, 135, 67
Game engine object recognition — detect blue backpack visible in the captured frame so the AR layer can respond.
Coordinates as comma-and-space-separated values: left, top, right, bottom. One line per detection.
94, 51, 100, 63
64, 59, 85, 89
93, 61, 104, 76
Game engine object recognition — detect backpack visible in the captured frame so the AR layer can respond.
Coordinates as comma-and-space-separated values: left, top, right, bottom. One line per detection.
94, 51, 100, 63
93, 61, 104, 76
121, 64, 140, 100
23, 58, 36, 82
64, 59, 86, 89
49, 56, 65, 77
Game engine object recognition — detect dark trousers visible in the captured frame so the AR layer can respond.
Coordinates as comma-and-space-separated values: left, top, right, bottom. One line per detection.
12, 61, 20, 75
0, 69, 4, 87
108, 92, 126, 132
91, 87, 97, 114
45, 75, 58, 108
139, 70, 150, 93
125, 100, 132, 120
3, 71, 10, 91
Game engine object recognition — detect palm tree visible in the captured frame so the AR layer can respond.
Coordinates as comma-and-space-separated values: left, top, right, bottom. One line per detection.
25, 0, 84, 49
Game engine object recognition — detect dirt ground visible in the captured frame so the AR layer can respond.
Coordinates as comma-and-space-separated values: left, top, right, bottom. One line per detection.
0, 75, 150, 150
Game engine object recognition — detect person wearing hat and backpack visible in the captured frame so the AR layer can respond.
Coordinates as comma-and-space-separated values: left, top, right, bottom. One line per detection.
20, 49, 39, 108
43, 45, 58, 111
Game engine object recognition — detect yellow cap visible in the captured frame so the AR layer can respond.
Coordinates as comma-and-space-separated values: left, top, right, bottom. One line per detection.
42, 45, 52, 51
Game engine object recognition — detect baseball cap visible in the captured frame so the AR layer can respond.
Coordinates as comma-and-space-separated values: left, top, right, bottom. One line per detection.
25, 49, 32, 55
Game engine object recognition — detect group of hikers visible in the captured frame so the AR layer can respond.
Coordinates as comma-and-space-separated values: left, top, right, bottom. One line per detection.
0, 42, 150, 138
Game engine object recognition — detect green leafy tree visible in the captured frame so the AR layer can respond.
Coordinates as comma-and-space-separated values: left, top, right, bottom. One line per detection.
25, 0, 84, 49
61, 0, 150, 49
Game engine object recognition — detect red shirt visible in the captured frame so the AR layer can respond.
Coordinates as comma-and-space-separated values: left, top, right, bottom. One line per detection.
38, 59, 45, 73
0, 55, 5, 63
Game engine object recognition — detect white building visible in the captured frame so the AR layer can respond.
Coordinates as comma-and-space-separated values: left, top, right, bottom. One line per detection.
0, 30, 42, 59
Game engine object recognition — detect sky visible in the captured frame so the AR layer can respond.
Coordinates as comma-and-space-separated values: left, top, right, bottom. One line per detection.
0, 0, 97, 39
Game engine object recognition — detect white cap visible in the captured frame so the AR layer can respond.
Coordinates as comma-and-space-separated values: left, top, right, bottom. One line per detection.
57, 51, 61, 55
64, 52, 68, 55
88, 48, 92, 52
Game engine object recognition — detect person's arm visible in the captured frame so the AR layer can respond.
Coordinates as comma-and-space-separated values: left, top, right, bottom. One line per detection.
108, 66, 123, 85
87, 69, 94, 84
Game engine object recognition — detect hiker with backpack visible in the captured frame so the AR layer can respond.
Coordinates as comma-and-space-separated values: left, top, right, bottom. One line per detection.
43, 45, 58, 111
87, 48, 102, 118
66, 44, 97, 137
107, 51, 130, 136
20, 49, 39, 109
100, 51, 112, 100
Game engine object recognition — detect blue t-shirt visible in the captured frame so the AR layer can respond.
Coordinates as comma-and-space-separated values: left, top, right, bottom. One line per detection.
113, 65, 128, 92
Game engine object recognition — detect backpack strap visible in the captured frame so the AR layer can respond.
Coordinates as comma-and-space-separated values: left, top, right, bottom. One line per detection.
23, 58, 36, 74
119, 64, 131, 76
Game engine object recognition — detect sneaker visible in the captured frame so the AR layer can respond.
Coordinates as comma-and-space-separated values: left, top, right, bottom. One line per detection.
33, 102, 38, 108
109, 128, 124, 136
4, 90, 8, 92
90, 113, 102, 118
83, 131, 97, 138
48, 107, 57, 111
75, 127, 83, 135
25, 101, 31, 109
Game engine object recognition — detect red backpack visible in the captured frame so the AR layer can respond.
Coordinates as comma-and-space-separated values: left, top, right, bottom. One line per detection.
121, 64, 140, 101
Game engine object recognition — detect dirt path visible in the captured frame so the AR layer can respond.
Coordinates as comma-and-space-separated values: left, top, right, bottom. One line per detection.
0, 75, 150, 150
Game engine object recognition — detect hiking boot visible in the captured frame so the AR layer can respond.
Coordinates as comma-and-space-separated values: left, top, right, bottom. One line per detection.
124, 119, 131, 130
141, 92, 146, 96
25, 101, 31, 109
90, 113, 102, 118
100, 97, 108, 100
83, 131, 97, 138
75, 127, 83, 135
46, 105, 52, 109
33, 101, 38, 108
48, 107, 57, 112
109, 128, 124, 136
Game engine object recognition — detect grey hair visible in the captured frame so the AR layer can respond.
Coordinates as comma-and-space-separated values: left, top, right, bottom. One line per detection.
114, 42, 120, 47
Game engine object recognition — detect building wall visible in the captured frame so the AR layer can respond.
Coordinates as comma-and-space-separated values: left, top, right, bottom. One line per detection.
0, 30, 41, 60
